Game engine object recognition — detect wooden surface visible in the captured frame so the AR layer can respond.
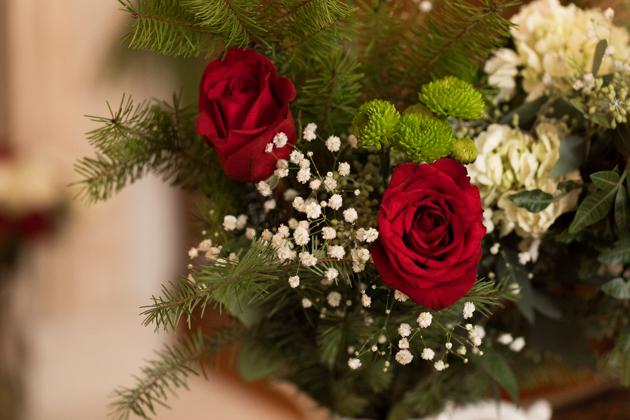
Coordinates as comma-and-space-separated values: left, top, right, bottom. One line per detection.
553, 387, 630, 420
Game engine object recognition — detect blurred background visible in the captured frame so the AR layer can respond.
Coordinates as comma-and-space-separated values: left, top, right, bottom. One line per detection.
0, 1, 328, 419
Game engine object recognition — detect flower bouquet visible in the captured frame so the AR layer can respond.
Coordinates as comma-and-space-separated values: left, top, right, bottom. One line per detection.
75, 0, 629, 419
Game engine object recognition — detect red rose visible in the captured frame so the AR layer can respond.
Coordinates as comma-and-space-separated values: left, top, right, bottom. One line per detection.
196, 49, 296, 183
371, 159, 486, 310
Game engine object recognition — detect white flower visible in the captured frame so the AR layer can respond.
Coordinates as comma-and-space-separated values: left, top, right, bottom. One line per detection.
474, 325, 486, 340
606, 45, 616, 56
328, 194, 343, 210
364, 228, 379, 243
256, 181, 272, 196
188, 247, 199, 259
518, 251, 532, 265
327, 291, 342, 307
361, 294, 371, 307
298, 220, 309, 230
398, 323, 412, 337
325, 267, 339, 282
347, 134, 358, 148
245, 228, 256, 240
484, 48, 522, 102
273, 132, 288, 148
419, 0, 432, 13
297, 167, 311, 183
490, 243, 500, 255
302, 298, 312, 308
348, 358, 362, 370
264, 143, 274, 153
326, 135, 341, 152
235, 214, 247, 230
472, 336, 482, 347
322, 227, 336, 240
605, 7, 615, 21
293, 226, 310, 246
300, 251, 318, 266
351, 248, 370, 264
288, 218, 299, 229
497, 333, 514, 345
395, 290, 409, 302
324, 175, 337, 191
445, 342, 452, 350
284, 188, 298, 201
417, 312, 432, 328
434, 360, 446, 371
310, 179, 321, 190
223, 215, 237, 231
352, 261, 365, 273
328, 245, 346, 260
299, 159, 310, 169
303, 123, 318, 141
395, 349, 414, 365
272, 232, 288, 249
261, 229, 273, 241
290, 150, 304, 164
399, 338, 410, 349
466, 324, 473, 331
206, 247, 221, 260
276, 159, 289, 170
292, 196, 305, 212
343, 208, 358, 223
457, 346, 467, 355
421, 348, 435, 360
198, 239, 213, 252
463, 302, 475, 319
572, 79, 584, 90
277, 246, 295, 261
264, 200, 276, 212
278, 225, 290, 237
356, 228, 367, 242
305, 201, 322, 219
509, 337, 526, 352
338, 162, 350, 176
583, 73, 595, 91
288, 276, 300, 288
274, 168, 289, 178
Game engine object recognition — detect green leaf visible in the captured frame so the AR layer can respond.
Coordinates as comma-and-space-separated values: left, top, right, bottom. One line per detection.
620, 328, 630, 353
472, 347, 519, 405
508, 189, 555, 213
592, 39, 608, 78
557, 180, 582, 193
498, 251, 534, 324
597, 238, 630, 265
570, 98, 587, 115
549, 135, 587, 178
569, 188, 617, 234
616, 185, 630, 233
588, 113, 611, 128
238, 340, 286, 382
600, 277, 630, 299
591, 171, 620, 191
613, 124, 630, 155
499, 96, 547, 129
532, 290, 562, 320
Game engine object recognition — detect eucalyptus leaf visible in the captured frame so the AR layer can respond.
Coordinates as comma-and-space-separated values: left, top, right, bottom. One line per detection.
615, 185, 630, 233
498, 251, 534, 324
591, 171, 620, 191
471, 347, 519, 405
600, 277, 630, 299
508, 189, 554, 213
569, 188, 617, 234
532, 290, 562, 320
597, 238, 630, 265
592, 39, 608, 78
549, 135, 587, 178
238, 340, 286, 382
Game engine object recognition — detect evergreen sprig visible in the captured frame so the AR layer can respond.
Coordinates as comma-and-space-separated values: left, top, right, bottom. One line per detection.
403, 0, 519, 92
73, 93, 232, 204
141, 241, 281, 333
108, 328, 244, 420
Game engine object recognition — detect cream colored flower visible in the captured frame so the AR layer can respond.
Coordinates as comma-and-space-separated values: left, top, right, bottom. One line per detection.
495, 0, 630, 101
484, 48, 522, 102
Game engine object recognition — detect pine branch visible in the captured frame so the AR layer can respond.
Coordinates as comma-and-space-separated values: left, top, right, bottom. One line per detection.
73, 93, 235, 204
141, 241, 282, 333
108, 328, 244, 420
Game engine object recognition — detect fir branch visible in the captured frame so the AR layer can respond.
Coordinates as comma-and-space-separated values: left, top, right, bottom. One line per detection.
141, 241, 281, 333
73, 93, 235, 204
109, 328, 244, 420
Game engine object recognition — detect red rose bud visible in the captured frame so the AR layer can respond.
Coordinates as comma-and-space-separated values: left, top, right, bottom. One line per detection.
196, 48, 297, 183
371, 159, 486, 310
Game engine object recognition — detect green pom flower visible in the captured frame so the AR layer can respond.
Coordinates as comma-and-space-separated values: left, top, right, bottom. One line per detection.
392, 113, 456, 163
419, 76, 485, 119
449, 136, 477, 164
351, 99, 400, 150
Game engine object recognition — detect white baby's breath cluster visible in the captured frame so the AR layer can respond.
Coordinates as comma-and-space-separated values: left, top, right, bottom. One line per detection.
485, 0, 630, 102
468, 122, 582, 260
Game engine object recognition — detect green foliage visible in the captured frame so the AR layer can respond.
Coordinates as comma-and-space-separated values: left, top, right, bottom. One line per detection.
616, 185, 630, 233
109, 328, 244, 420
351, 99, 400, 150
238, 340, 287, 381
403, 0, 518, 92
591, 171, 620, 191
419, 76, 485, 119
549, 135, 587, 178
508, 189, 555, 213
498, 251, 534, 323
391, 113, 455, 163
591, 39, 608, 78
471, 347, 519, 405
72, 93, 238, 204
598, 238, 630, 265
569, 187, 617, 234
600, 277, 630, 299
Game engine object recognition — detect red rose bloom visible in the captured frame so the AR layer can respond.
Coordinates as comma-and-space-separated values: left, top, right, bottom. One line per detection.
371, 159, 486, 310
196, 49, 296, 183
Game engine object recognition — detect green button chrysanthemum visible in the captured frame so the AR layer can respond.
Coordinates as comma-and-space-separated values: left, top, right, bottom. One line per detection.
392, 113, 456, 163
351, 99, 400, 150
449, 136, 478, 164
419, 76, 485, 119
